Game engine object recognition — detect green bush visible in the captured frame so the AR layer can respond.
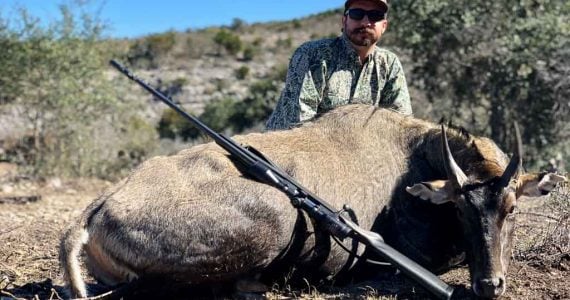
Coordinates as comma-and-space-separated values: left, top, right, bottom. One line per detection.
213, 29, 242, 56
292, 19, 302, 29
230, 18, 247, 31
80, 114, 159, 180
181, 34, 210, 59
235, 66, 250, 80
128, 31, 176, 68
157, 109, 193, 140
158, 98, 239, 141
157, 77, 188, 98
0, 4, 161, 179
242, 45, 257, 61
200, 98, 238, 133
252, 37, 263, 47
276, 37, 293, 49
184, 98, 238, 139
0, 5, 121, 177
145, 31, 176, 55
230, 77, 282, 132
390, 0, 570, 170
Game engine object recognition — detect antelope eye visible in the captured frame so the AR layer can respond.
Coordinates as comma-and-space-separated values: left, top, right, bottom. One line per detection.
505, 192, 517, 216
508, 205, 516, 215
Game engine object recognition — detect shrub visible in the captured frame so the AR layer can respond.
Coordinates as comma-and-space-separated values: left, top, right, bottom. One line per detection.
276, 37, 292, 49
230, 77, 281, 132
0, 5, 121, 177
0, 4, 162, 179
128, 31, 176, 68
235, 66, 250, 80
181, 34, 211, 59
252, 37, 263, 47
157, 109, 192, 140
182, 98, 238, 140
292, 19, 302, 29
79, 114, 157, 180
230, 18, 247, 31
213, 29, 242, 56
242, 45, 257, 61
390, 0, 570, 169
157, 77, 188, 98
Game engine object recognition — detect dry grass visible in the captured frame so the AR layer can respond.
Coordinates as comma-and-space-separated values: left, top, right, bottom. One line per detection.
515, 179, 570, 270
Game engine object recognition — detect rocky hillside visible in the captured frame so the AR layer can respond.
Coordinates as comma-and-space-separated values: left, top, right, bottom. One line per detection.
0, 8, 346, 147
113, 8, 348, 115
4, 2, 563, 178
0, 7, 416, 178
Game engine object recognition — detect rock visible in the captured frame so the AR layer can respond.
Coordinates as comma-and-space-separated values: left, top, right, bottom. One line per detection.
1, 184, 14, 194
47, 177, 63, 190
0, 162, 18, 178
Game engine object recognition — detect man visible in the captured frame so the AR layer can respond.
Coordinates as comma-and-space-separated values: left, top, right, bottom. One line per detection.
266, 0, 411, 130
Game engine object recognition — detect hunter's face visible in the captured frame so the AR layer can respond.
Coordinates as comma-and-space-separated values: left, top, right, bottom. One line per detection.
342, 0, 387, 47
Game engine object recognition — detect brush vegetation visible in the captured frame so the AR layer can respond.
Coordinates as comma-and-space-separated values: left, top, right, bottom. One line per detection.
0, 1, 567, 179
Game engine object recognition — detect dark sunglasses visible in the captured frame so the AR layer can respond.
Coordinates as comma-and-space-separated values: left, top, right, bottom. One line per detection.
345, 8, 386, 23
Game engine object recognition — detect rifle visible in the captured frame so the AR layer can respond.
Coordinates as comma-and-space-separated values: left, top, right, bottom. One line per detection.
110, 60, 455, 300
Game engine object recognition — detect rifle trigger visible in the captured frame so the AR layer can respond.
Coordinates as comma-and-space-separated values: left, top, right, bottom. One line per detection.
339, 204, 359, 226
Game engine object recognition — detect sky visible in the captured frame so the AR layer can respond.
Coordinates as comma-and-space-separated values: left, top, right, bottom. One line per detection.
0, 0, 343, 38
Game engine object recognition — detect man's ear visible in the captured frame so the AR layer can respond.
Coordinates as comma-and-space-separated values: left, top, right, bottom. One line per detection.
382, 20, 388, 33
517, 173, 567, 198
406, 180, 457, 205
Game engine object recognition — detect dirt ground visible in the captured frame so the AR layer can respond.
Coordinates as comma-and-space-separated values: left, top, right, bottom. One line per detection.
0, 172, 568, 300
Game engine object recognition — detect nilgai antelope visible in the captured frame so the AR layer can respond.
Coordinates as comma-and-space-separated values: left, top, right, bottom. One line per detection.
60, 104, 566, 298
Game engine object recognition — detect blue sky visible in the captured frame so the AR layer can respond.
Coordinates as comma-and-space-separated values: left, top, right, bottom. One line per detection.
1, 0, 343, 38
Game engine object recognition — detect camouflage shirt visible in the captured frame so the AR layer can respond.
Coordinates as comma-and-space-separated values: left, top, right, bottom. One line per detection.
266, 34, 412, 130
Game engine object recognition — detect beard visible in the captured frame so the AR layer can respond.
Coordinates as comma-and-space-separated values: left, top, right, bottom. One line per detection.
346, 27, 378, 47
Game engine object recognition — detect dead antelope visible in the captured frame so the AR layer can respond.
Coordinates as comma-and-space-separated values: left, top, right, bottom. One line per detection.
60, 104, 566, 298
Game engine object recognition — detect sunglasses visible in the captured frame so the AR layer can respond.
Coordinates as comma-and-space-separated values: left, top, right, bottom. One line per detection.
345, 8, 386, 23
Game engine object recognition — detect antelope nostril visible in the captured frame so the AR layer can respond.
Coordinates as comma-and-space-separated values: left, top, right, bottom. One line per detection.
483, 277, 504, 288
496, 276, 505, 289
474, 277, 506, 297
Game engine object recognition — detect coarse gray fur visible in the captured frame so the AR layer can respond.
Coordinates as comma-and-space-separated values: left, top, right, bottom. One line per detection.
60, 104, 566, 298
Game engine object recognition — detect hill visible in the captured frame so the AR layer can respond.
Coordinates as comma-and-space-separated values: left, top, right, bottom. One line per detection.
110, 9, 344, 114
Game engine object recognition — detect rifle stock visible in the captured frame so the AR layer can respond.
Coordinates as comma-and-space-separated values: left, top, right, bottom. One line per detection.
110, 60, 455, 300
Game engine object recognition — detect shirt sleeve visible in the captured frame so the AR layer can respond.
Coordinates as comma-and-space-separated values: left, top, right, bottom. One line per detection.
265, 45, 322, 131
381, 55, 413, 115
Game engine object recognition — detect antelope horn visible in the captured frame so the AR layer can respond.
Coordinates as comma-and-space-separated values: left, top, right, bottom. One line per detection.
499, 122, 523, 187
441, 125, 468, 189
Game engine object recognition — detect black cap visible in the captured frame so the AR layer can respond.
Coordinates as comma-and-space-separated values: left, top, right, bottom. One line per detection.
344, 0, 388, 13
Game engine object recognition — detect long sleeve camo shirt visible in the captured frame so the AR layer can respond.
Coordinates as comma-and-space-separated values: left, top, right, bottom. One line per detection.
265, 34, 412, 131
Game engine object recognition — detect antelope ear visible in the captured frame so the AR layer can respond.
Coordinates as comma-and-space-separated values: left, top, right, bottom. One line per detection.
518, 173, 567, 197
406, 180, 456, 204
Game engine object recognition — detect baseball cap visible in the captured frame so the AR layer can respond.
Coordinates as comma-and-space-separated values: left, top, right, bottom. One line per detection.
344, 0, 388, 13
